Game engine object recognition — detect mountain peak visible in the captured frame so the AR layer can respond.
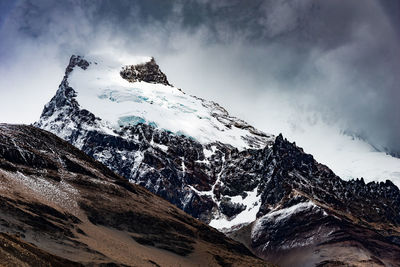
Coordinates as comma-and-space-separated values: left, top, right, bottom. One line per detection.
66, 54, 171, 86
66, 55, 90, 74
36, 53, 273, 149
120, 57, 171, 86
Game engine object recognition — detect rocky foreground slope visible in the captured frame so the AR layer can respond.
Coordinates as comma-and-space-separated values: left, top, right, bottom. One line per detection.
0, 124, 270, 266
36, 55, 400, 266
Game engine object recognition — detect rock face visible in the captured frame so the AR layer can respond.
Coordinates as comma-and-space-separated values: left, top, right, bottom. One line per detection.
36, 55, 400, 266
0, 124, 269, 266
120, 57, 171, 86
246, 135, 400, 266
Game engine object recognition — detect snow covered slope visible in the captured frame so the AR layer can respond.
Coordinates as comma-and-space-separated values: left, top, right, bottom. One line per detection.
280, 121, 400, 186
37, 54, 400, 187
44, 54, 273, 150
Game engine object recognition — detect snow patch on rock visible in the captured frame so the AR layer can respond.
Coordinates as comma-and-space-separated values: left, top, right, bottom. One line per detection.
210, 186, 261, 230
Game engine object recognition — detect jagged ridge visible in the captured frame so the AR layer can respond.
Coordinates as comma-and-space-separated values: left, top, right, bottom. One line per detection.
0, 124, 269, 266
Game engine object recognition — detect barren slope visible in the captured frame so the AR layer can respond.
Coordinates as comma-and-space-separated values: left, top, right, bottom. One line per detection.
0, 124, 270, 266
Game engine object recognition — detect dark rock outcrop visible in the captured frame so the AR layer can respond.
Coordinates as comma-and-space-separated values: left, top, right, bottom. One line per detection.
120, 57, 171, 86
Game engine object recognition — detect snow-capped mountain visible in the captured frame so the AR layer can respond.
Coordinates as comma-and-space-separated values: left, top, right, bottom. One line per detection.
36, 55, 400, 266
38, 55, 273, 150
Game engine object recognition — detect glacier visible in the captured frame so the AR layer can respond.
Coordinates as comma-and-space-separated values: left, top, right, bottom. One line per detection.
66, 54, 274, 150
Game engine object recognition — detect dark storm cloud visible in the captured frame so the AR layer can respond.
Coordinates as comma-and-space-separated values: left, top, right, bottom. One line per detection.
1, 0, 399, 153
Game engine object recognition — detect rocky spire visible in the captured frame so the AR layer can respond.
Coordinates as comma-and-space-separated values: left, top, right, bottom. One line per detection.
120, 57, 171, 86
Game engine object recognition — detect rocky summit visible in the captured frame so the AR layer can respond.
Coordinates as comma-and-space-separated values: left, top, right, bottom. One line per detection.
120, 57, 171, 86
35, 55, 400, 266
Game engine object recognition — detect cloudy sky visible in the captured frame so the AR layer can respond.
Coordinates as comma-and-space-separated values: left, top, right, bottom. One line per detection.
0, 0, 399, 163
